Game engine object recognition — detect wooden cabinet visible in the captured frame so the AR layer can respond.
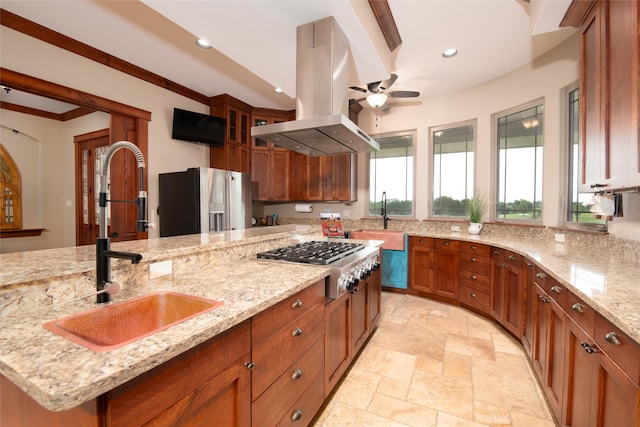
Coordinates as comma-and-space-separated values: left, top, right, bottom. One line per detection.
289, 154, 355, 202
433, 239, 459, 300
251, 280, 325, 426
106, 320, 252, 426
490, 247, 524, 337
251, 109, 294, 201
563, 0, 640, 191
368, 258, 382, 329
351, 276, 369, 356
521, 260, 536, 358
458, 242, 491, 314
408, 236, 435, 294
531, 272, 566, 423
325, 292, 351, 395
210, 94, 252, 174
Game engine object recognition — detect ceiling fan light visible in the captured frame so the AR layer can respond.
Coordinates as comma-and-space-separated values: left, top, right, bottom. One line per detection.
367, 93, 388, 108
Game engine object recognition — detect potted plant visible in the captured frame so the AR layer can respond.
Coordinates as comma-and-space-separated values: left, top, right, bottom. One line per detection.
467, 195, 486, 234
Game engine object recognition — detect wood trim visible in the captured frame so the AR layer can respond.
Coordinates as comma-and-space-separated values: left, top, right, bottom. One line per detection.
0, 228, 45, 238
1, 101, 94, 121
560, 0, 597, 28
368, 0, 402, 51
0, 68, 151, 121
0, 9, 210, 106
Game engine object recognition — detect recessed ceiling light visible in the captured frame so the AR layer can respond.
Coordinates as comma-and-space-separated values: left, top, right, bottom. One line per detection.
196, 39, 212, 49
274, 87, 284, 94
442, 48, 458, 58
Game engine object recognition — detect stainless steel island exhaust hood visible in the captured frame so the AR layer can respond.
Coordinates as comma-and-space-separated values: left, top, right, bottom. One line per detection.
251, 17, 379, 156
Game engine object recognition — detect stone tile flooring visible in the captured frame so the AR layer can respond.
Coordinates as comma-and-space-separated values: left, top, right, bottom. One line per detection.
312, 292, 556, 427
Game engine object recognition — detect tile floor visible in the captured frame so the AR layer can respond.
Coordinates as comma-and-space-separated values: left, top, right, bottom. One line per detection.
312, 292, 557, 427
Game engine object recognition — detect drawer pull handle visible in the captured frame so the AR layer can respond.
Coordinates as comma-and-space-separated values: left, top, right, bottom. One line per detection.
527, 263, 534, 268
499, 263, 506, 269
551, 285, 561, 294
291, 368, 303, 380
470, 257, 477, 262
580, 342, 599, 354
244, 361, 254, 370
291, 299, 303, 309
538, 295, 549, 304
292, 327, 303, 337
419, 239, 425, 243
493, 249, 501, 254
604, 332, 621, 346
572, 303, 584, 314
471, 275, 477, 280
470, 292, 477, 298
443, 241, 449, 246
536, 272, 546, 279
470, 245, 477, 250
291, 409, 303, 421
508, 255, 516, 261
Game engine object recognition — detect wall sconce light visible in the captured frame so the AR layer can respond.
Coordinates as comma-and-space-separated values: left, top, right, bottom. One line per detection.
367, 93, 388, 108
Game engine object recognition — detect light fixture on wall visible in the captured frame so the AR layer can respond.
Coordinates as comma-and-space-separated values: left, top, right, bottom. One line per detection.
367, 93, 388, 108
521, 118, 540, 129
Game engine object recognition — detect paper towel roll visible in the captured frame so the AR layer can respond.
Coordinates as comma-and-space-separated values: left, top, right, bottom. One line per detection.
295, 204, 313, 213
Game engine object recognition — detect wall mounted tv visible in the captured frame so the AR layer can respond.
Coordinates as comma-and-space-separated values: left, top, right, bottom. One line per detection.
172, 107, 226, 146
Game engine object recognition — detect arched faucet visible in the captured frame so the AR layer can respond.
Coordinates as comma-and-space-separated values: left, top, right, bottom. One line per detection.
381, 191, 389, 229
96, 141, 148, 304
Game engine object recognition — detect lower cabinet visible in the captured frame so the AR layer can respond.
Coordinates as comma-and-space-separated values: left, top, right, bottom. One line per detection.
521, 260, 536, 358
433, 239, 459, 300
408, 236, 435, 294
325, 292, 351, 395
490, 247, 524, 337
458, 242, 491, 314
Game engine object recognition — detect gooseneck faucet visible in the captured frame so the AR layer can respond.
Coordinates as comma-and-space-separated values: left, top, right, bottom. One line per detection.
96, 141, 148, 304
381, 191, 390, 229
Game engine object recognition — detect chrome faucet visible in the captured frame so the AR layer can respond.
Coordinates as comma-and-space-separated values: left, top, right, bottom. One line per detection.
381, 191, 390, 229
96, 141, 148, 304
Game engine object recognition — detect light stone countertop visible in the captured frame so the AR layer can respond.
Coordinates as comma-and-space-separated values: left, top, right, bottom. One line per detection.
1, 224, 639, 413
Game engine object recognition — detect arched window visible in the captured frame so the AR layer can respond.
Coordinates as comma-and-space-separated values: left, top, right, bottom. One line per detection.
0, 144, 22, 230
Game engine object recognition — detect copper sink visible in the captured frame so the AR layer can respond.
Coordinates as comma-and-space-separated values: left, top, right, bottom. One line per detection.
43, 291, 223, 352
350, 229, 406, 251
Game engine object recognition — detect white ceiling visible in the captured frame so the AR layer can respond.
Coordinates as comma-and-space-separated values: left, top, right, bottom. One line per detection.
1, 0, 576, 113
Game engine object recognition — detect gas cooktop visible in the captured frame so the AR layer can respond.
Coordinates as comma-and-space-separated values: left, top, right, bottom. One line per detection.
256, 241, 365, 265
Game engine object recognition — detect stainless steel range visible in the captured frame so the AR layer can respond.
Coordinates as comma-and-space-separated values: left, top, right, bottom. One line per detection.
256, 240, 380, 299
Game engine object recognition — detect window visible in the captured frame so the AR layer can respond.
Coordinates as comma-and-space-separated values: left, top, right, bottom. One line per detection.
495, 101, 544, 221
0, 143, 22, 230
431, 121, 475, 217
368, 131, 414, 217
566, 86, 607, 230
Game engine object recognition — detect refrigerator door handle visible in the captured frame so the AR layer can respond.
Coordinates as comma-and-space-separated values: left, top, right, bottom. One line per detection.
225, 174, 232, 230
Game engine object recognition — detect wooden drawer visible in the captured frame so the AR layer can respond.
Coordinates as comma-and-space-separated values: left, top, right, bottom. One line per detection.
459, 270, 490, 290
252, 280, 324, 346
277, 369, 325, 427
533, 268, 567, 310
491, 247, 523, 268
409, 235, 433, 248
459, 241, 490, 257
595, 313, 640, 385
435, 238, 459, 252
252, 337, 324, 427
459, 253, 490, 276
566, 291, 596, 337
459, 282, 490, 313
252, 304, 324, 399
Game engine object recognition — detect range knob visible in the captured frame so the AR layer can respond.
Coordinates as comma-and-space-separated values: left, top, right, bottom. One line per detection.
372, 261, 381, 271
346, 274, 359, 292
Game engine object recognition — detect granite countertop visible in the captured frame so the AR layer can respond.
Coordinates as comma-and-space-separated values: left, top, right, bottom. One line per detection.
1, 225, 638, 413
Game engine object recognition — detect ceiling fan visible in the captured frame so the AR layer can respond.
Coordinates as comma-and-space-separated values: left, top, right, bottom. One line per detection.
349, 73, 420, 111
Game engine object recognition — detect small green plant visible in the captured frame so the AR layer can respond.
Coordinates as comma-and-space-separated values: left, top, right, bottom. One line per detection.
467, 195, 486, 224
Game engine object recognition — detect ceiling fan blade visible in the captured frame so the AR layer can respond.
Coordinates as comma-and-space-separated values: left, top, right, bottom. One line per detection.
388, 90, 420, 98
349, 86, 368, 93
378, 73, 398, 91
352, 97, 367, 103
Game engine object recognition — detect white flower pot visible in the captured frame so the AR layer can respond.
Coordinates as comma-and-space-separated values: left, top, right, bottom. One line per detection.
468, 222, 483, 235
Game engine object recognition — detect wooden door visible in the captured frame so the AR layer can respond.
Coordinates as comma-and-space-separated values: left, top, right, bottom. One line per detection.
409, 237, 435, 294
563, 319, 597, 427
322, 154, 352, 201
325, 293, 351, 395
545, 296, 567, 422
74, 129, 109, 247
434, 249, 459, 300
591, 350, 640, 427
532, 284, 550, 379
351, 278, 368, 355
522, 261, 536, 357
490, 259, 506, 322
270, 150, 289, 201
503, 265, 524, 337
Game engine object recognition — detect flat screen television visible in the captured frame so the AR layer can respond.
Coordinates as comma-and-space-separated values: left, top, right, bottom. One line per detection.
172, 108, 226, 146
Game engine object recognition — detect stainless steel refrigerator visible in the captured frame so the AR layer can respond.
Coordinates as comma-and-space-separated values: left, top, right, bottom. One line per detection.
159, 167, 252, 237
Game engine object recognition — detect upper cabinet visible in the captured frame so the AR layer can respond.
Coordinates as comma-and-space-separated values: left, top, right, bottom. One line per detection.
210, 94, 252, 174
563, 0, 640, 191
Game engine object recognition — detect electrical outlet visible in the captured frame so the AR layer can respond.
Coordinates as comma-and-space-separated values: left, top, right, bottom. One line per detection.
451, 225, 460, 232
343, 209, 350, 217
554, 233, 565, 243
149, 260, 172, 279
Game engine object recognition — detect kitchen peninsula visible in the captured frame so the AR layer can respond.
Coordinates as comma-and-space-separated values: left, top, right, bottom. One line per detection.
1, 224, 639, 426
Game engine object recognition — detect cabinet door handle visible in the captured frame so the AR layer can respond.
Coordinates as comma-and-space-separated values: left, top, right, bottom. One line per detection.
580, 342, 599, 354
499, 263, 507, 269
538, 295, 549, 303
244, 361, 255, 370
536, 272, 546, 279
470, 275, 477, 280
590, 183, 608, 189
291, 409, 303, 421
419, 239, 425, 243
470, 245, 477, 250
291, 368, 303, 380
527, 263, 534, 268
604, 332, 621, 346
493, 250, 501, 255
470, 257, 477, 262
292, 327, 303, 337
443, 241, 449, 246
551, 285, 561, 294
571, 303, 584, 314
508, 255, 516, 261
291, 299, 303, 309
470, 292, 477, 298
